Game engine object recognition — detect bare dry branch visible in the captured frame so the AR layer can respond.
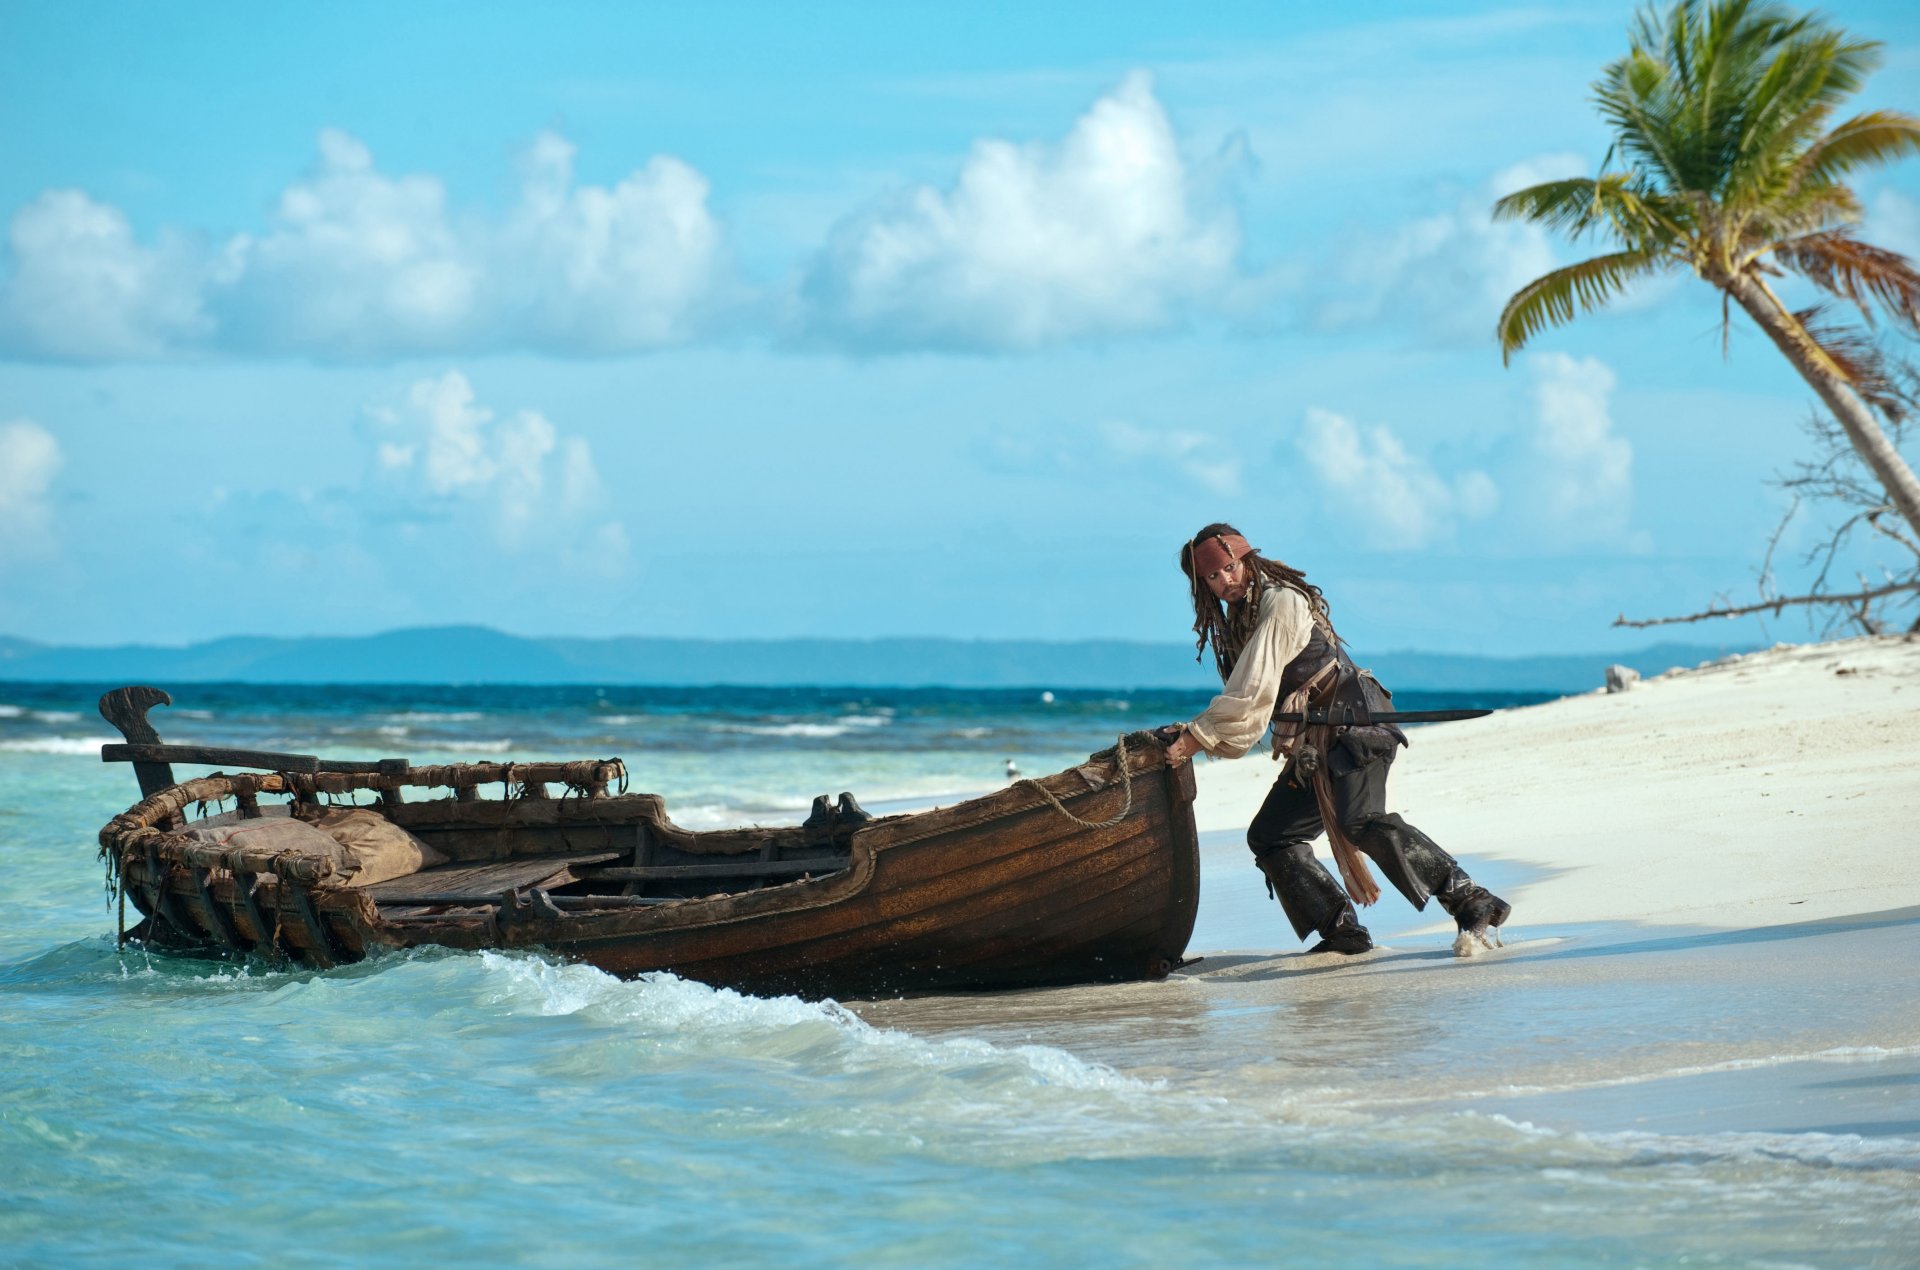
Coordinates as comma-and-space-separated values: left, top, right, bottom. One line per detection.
1614, 578, 1920, 628
1757, 492, 1801, 598
1641, 355, 1920, 637
1866, 507, 1920, 564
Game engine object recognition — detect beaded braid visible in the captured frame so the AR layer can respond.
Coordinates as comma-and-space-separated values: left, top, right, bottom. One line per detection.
1178, 522, 1339, 681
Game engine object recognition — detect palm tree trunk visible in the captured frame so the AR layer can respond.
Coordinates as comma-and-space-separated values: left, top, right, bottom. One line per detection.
1724, 273, 1920, 541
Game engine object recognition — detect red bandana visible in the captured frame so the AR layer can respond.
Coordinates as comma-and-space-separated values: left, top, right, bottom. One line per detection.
1190, 532, 1255, 577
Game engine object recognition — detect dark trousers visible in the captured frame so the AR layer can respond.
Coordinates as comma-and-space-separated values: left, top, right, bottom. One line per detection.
1247, 749, 1468, 940
1248, 751, 1391, 852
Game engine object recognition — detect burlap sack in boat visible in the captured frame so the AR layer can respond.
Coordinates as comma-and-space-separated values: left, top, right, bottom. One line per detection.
293, 807, 449, 887
182, 816, 356, 875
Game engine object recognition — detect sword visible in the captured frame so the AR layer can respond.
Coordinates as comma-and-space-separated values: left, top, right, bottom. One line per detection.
1152, 706, 1494, 750
1272, 707, 1494, 725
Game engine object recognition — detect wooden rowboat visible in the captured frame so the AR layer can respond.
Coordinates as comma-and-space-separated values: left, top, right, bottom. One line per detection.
96, 687, 1200, 999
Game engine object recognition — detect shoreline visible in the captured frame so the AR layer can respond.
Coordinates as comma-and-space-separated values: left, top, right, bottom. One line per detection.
1055, 633, 1920, 1143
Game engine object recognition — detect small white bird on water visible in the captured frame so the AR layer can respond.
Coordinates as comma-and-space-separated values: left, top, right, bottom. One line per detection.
1005, 758, 1020, 781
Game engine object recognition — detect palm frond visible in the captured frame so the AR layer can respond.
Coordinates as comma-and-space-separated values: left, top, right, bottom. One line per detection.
1744, 181, 1860, 244
1610, 1, 1888, 207
1792, 304, 1905, 419
1597, 29, 1697, 192
1797, 110, 1920, 185
1496, 174, 1701, 257
1772, 231, 1920, 332
1677, 1, 1801, 192
1705, 3, 1801, 133
1492, 178, 1605, 233
1497, 248, 1673, 363
1730, 30, 1883, 198
1738, 29, 1833, 146
1726, 99, 1832, 210
1806, 32, 1882, 103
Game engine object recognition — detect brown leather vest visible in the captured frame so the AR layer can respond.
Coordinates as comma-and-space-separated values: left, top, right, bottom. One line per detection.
1265, 592, 1406, 761
1277, 616, 1341, 703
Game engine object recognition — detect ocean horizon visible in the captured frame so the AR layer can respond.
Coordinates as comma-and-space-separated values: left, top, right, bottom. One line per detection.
0, 626, 1752, 693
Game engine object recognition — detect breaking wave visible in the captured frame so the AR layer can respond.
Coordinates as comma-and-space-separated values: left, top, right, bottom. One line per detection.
712, 714, 894, 740
471, 953, 1166, 1123
0, 736, 118, 755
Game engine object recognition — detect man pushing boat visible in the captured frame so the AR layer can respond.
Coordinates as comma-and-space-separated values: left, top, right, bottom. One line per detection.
1159, 523, 1511, 957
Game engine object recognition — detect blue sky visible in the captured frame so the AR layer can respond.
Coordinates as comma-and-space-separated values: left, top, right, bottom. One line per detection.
3, 0, 1918, 656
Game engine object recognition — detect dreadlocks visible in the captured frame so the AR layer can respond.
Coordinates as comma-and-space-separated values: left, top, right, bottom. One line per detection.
1178, 521, 1339, 680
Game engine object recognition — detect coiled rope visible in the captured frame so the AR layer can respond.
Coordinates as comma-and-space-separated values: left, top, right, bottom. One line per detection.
1015, 735, 1134, 829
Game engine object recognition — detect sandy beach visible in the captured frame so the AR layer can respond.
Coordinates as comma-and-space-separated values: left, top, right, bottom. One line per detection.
860, 635, 1920, 1153
1195, 633, 1920, 931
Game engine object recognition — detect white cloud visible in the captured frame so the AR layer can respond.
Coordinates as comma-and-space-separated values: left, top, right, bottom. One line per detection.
0, 130, 727, 361
1314, 152, 1587, 343
497, 132, 728, 352
0, 191, 213, 359
222, 130, 479, 355
1294, 358, 1631, 554
371, 371, 626, 569
800, 72, 1246, 350
1297, 407, 1496, 549
0, 419, 63, 559
402, 371, 497, 494
1101, 420, 1242, 495
1523, 352, 1632, 540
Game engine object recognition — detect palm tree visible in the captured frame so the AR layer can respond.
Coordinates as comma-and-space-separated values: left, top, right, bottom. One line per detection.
1494, 0, 1920, 539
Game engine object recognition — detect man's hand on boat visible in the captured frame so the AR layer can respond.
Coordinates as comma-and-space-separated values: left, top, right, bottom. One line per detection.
1155, 724, 1199, 766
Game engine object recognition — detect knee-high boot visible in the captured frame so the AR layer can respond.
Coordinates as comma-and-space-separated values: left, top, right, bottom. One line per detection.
1252, 846, 1373, 954
1349, 813, 1510, 947
1346, 812, 1468, 909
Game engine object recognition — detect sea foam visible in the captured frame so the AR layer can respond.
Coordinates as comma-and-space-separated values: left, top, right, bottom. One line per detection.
473, 951, 1151, 1097
0, 736, 118, 755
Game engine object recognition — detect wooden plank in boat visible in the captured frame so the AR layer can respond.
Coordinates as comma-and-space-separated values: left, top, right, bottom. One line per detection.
587, 858, 847, 882
364, 852, 621, 904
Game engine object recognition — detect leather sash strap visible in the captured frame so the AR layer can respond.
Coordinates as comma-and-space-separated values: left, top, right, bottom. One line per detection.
1270, 658, 1382, 906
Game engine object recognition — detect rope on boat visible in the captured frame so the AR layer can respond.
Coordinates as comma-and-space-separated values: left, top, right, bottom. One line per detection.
1015, 735, 1134, 829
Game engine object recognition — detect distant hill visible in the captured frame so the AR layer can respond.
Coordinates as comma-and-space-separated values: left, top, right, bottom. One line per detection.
0, 626, 1752, 693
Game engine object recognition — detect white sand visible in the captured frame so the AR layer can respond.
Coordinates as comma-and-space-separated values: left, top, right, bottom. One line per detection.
1185, 634, 1920, 932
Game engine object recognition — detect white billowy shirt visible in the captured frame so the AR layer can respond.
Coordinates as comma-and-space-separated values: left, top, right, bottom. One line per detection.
1184, 585, 1316, 759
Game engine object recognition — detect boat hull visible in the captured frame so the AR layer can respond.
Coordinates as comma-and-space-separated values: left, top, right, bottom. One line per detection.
517, 762, 1199, 998
101, 734, 1200, 1000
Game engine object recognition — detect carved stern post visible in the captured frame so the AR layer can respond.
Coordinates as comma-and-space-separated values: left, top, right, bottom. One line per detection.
99, 686, 177, 800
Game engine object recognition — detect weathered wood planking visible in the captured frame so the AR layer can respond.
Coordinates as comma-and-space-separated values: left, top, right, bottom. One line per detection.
364, 852, 623, 904
588, 857, 849, 882
97, 700, 1197, 998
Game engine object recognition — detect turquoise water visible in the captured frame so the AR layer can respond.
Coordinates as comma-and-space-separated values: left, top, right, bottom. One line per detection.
4, 686, 1916, 1266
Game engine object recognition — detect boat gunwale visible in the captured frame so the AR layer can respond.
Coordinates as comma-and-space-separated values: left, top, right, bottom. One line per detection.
504, 756, 1182, 946
101, 731, 1181, 940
